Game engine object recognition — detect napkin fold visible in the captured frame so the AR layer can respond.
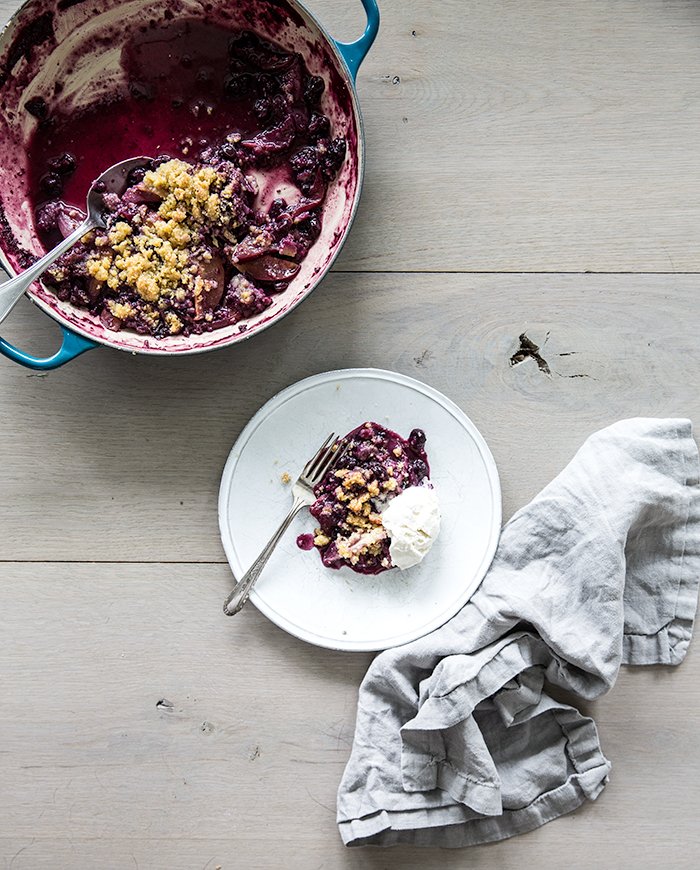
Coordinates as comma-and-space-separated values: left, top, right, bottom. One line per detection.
337, 418, 700, 847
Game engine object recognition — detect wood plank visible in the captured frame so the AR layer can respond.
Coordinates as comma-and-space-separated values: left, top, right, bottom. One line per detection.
0, 273, 698, 562
4, 0, 700, 271
0, 564, 699, 869
0, 0, 699, 865
307, 0, 700, 272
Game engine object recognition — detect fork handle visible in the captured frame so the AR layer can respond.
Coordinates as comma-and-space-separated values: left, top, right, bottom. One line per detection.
223, 495, 308, 616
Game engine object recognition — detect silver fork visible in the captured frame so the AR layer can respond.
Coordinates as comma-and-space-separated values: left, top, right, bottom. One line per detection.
223, 432, 349, 616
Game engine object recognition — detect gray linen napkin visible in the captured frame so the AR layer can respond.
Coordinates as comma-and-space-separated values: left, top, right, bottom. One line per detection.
337, 418, 700, 847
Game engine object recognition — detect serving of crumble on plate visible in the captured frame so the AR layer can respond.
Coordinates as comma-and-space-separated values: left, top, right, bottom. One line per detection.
298, 422, 437, 574
219, 369, 501, 651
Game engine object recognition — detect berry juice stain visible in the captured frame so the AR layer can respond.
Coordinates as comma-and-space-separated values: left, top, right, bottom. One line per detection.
296, 533, 315, 551
27, 20, 259, 224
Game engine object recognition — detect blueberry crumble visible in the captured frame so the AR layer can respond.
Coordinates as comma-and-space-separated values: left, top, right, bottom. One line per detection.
298, 422, 439, 575
27, 23, 346, 337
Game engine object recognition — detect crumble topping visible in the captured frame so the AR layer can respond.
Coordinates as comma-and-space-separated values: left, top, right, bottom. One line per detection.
84, 159, 253, 328
336, 526, 387, 563
303, 422, 432, 575
106, 300, 134, 320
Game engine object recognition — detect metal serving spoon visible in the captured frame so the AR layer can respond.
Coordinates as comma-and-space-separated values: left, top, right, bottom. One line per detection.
0, 156, 151, 326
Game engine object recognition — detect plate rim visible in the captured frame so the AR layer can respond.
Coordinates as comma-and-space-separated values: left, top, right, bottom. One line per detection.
218, 367, 502, 651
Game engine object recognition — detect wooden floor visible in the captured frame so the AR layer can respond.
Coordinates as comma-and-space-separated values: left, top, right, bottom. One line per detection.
2, 1, 700, 868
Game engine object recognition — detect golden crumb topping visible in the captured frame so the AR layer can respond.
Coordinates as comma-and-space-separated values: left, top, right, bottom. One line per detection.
83, 159, 250, 333
164, 311, 183, 334
142, 161, 223, 226
347, 492, 370, 514
342, 470, 366, 489
336, 526, 387, 565
107, 300, 134, 320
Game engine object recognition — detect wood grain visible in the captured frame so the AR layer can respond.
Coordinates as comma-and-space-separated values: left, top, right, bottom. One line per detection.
0, 273, 698, 561
1, 0, 700, 866
2, 0, 700, 270
322, 0, 700, 272
1, 564, 699, 870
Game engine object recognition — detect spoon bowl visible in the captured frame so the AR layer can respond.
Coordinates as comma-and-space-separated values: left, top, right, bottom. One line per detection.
84, 156, 152, 227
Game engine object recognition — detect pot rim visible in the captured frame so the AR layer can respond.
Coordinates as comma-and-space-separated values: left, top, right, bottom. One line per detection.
0, 0, 367, 356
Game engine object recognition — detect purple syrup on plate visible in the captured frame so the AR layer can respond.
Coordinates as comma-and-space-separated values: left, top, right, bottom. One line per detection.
296, 533, 315, 551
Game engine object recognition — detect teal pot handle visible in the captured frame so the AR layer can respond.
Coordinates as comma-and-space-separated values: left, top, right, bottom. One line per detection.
0, 321, 97, 370
334, 0, 380, 81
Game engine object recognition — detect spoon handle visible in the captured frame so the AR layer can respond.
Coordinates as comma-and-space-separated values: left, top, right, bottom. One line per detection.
0, 218, 97, 326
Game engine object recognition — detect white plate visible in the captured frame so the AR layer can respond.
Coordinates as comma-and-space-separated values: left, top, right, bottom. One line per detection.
218, 369, 501, 651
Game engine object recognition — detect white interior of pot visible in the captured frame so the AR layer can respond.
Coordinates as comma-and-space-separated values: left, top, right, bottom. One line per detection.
0, 0, 361, 353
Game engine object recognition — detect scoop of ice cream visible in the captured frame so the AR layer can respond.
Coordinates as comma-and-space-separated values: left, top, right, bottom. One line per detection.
381, 485, 441, 570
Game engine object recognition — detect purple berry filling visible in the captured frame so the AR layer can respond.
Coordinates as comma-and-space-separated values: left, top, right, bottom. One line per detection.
26, 22, 346, 338
301, 422, 431, 575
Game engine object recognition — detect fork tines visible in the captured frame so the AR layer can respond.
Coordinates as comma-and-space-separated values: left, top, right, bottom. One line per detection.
303, 433, 350, 486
